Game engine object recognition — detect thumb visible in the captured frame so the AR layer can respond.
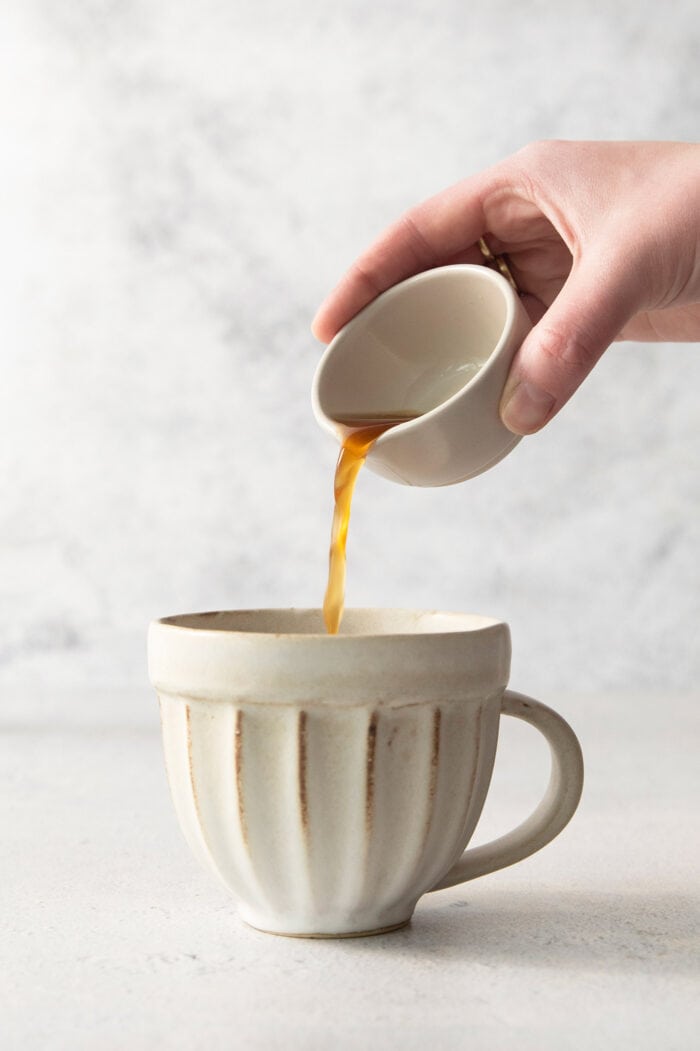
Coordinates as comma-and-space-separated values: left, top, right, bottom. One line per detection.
500, 258, 641, 435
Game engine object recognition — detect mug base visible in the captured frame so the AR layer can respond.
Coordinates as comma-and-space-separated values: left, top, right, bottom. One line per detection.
241, 917, 412, 939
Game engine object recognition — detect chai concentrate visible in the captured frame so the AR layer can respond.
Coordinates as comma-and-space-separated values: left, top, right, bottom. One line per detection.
323, 414, 417, 634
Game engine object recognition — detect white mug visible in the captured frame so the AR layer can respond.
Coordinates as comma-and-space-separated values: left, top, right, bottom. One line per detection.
148, 608, 584, 938
312, 264, 532, 487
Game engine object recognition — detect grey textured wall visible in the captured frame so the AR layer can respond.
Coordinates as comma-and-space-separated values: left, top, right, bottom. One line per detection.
2, 1, 698, 711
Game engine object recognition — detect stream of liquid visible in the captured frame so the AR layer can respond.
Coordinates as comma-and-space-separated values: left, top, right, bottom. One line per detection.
323, 414, 417, 634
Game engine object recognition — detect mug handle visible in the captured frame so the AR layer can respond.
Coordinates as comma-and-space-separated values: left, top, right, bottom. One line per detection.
430, 690, 584, 890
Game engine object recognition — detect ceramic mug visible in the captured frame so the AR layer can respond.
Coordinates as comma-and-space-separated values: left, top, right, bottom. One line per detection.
148, 608, 583, 938
312, 264, 532, 487
148, 613, 584, 941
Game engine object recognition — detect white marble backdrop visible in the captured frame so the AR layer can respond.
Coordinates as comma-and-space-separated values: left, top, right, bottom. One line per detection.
1, 0, 699, 713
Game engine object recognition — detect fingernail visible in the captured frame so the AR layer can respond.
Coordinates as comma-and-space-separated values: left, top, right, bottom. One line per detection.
501, 381, 556, 435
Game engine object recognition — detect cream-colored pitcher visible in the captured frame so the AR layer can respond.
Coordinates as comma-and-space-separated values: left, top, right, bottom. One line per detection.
312, 263, 531, 487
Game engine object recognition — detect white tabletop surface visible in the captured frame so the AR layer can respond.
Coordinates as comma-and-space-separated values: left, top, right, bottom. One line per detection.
3, 688, 699, 1050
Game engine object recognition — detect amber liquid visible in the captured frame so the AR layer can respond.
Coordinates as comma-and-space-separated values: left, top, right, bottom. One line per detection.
323, 414, 418, 634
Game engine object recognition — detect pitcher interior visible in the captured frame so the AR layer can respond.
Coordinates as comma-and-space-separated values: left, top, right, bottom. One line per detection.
315, 268, 510, 421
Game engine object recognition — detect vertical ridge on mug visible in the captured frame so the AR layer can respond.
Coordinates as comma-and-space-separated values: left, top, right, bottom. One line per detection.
233, 705, 313, 917
301, 706, 370, 917
159, 697, 216, 879
359, 703, 437, 910
161, 697, 264, 909
432, 702, 500, 881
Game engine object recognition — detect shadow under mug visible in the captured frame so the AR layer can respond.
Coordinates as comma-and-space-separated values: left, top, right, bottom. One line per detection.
148, 609, 584, 938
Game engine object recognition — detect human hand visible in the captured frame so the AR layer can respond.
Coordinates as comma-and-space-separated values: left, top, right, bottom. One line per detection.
312, 141, 700, 434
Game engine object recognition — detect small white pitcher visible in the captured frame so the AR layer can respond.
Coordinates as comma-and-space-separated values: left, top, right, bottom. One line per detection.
312, 264, 531, 486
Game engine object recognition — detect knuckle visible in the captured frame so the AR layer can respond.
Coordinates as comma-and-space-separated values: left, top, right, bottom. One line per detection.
535, 323, 598, 373
513, 138, 569, 176
395, 209, 435, 266
516, 138, 548, 159
515, 138, 552, 165
501, 139, 567, 207
348, 259, 383, 299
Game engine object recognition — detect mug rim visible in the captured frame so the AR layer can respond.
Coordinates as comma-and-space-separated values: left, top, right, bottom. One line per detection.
311, 263, 520, 446
151, 607, 506, 639
148, 609, 512, 705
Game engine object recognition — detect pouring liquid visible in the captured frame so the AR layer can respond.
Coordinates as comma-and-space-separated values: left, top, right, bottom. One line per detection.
323, 414, 418, 634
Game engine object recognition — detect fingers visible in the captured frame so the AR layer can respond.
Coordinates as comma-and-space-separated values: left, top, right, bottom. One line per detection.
312, 177, 489, 343
500, 254, 642, 434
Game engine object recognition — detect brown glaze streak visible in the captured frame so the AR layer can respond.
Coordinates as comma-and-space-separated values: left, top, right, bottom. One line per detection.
459, 705, 483, 841
365, 712, 378, 836
467, 707, 482, 797
297, 710, 309, 837
184, 702, 216, 866
185, 703, 198, 810
234, 708, 249, 848
419, 707, 442, 852
430, 707, 442, 796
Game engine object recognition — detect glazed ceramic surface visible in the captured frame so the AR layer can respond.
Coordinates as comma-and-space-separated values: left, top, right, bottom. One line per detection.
311, 265, 532, 486
148, 609, 583, 937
